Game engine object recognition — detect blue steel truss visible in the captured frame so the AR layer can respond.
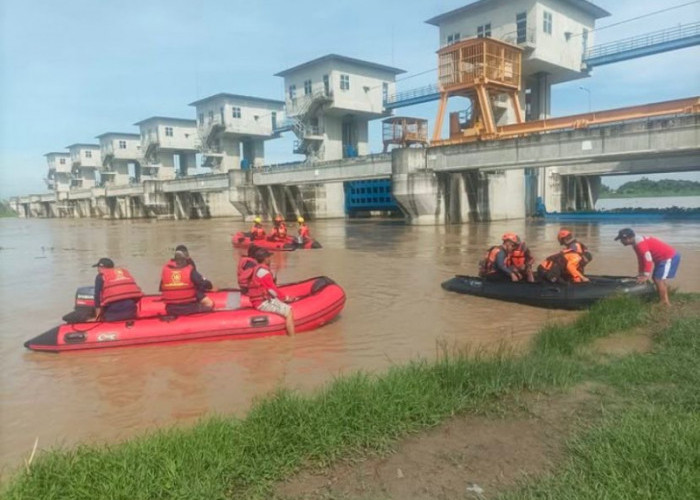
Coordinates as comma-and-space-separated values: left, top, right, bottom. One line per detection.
584, 22, 700, 68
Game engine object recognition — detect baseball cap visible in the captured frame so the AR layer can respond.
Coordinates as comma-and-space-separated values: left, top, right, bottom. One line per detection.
92, 257, 114, 268
614, 228, 635, 241
254, 248, 272, 261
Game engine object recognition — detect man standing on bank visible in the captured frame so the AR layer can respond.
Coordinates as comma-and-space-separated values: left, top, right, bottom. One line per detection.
615, 228, 681, 306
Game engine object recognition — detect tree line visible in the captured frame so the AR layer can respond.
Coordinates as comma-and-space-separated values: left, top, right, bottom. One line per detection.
600, 178, 700, 198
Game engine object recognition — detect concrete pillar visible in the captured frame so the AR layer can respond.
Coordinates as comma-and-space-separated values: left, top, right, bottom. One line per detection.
228, 170, 259, 219
221, 137, 241, 172
528, 72, 551, 120
391, 148, 445, 225
485, 169, 526, 221
242, 140, 264, 168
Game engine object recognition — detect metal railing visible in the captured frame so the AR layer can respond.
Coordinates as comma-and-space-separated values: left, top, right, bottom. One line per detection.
384, 84, 440, 107
585, 22, 700, 61
257, 152, 392, 174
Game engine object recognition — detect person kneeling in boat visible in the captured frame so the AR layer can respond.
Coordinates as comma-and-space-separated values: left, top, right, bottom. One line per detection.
296, 216, 310, 245
615, 228, 680, 306
237, 244, 258, 295
160, 250, 214, 315
558, 229, 593, 269
479, 233, 524, 282
250, 217, 266, 241
537, 250, 590, 284
92, 257, 143, 322
505, 233, 535, 282
248, 248, 295, 336
268, 215, 288, 242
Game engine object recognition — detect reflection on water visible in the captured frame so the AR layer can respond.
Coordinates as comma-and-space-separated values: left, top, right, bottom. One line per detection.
1, 217, 699, 472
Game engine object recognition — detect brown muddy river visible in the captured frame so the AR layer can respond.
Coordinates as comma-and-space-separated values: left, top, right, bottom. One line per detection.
1, 217, 698, 473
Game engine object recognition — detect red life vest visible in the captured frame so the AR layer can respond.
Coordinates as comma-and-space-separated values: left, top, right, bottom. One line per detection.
507, 242, 533, 269
99, 267, 143, 307
237, 256, 257, 293
271, 223, 287, 240
250, 225, 266, 240
161, 262, 197, 304
479, 246, 502, 277
247, 264, 272, 307
298, 224, 310, 239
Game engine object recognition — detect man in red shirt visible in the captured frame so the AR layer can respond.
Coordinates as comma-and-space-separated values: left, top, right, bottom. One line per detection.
615, 228, 681, 306
248, 248, 295, 336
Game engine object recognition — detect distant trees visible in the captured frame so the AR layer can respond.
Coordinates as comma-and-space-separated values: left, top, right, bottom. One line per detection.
600, 178, 700, 198
0, 200, 18, 217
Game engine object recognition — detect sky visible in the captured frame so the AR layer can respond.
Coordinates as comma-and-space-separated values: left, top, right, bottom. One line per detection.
1, 0, 699, 198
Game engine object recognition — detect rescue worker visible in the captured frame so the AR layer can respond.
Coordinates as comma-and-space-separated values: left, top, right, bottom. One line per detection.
537, 249, 590, 284
479, 233, 524, 282
92, 257, 143, 321
269, 215, 288, 241
175, 244, 197, 269
250, 217, 266, 241
248, 248, 295, 336
615, 228, 680, 306
505, 234, 535, 282
557, 229, 593, 268
237, 244, 258, 294
296, 216, 310, 245
160, 250, 214, 315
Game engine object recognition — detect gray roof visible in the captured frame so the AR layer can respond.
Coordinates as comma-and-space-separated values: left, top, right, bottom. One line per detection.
133, 116, 197, 126
275, 54, 405, 77
95, 132, 141, 139
426, 0, 610, 25
65, 143, 100, 149
189, 93, 284, 107
44, 152, 71, 157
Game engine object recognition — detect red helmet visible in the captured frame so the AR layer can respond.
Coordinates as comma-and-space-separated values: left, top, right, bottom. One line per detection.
557, 229, 572, 241
274, 215, 283, 223
502, 232, 520, 244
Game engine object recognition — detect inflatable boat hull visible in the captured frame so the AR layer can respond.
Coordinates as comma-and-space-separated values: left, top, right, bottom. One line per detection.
25, 277, 345, 352
441, 275, 656, 310
231, 232, 322, 251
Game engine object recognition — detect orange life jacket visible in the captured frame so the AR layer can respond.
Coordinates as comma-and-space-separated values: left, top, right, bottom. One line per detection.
506, 242, 533, 269
271, 223, 287, 240
161, 262, 197, 304
568, 240, 593, 264
250, 225, 266, 240
237, 256, 257, 293
99, 267, 143, 307
247, 264, 272, 307
538, 251, 585, 283
479, 246, 502, 277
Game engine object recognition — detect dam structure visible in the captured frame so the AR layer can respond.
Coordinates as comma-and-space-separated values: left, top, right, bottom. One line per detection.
11, 0, 700, 223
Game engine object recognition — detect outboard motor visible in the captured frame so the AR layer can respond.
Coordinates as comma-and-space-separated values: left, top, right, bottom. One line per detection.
62, 286, 96, 324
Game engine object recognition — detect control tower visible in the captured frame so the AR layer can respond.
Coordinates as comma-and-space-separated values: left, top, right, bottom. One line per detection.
426, 0, 610, 120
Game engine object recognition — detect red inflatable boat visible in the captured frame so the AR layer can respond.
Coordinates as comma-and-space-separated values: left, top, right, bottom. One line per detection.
24, 277, 345, 353
231, 231, 322, 251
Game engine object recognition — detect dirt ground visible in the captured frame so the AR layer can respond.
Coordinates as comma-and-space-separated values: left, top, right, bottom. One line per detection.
273, 302, 700, 500
273, 383, 602, 500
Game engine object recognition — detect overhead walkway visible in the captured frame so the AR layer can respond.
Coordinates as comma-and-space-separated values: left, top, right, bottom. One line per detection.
583, 21, 700, 68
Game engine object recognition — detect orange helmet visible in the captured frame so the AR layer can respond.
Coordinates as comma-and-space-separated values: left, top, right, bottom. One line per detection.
557, 229, 572, 241
502, 232, 520, 244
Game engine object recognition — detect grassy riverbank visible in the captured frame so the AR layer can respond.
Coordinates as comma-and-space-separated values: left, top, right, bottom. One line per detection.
3, 295, 699, 499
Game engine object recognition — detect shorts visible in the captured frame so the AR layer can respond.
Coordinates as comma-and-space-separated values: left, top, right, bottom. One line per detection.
653, 253, 680, 280
257, 298, 291, 317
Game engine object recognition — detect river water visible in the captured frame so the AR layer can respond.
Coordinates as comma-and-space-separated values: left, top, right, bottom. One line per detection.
596, 195, 700, 210
1, 216, 699, 473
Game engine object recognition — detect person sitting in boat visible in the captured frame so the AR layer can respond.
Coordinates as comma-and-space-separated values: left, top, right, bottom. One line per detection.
175, 244, 197, 269
615, 228, 680, 306
237, 244, 258, 295
479, 233, 524, 282
250, 217, 266, 241
248, 248, 295, 336
557, 229, 593, 268
268, 215, 288, 242
537, 250, 590, 284
160, 250, 214, 315
92, 257, 143, 322
505, 234, 535, 282
296, 216, 310, 244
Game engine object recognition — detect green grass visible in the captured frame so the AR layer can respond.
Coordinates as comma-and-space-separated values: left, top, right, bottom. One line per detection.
2, 295, 698, 499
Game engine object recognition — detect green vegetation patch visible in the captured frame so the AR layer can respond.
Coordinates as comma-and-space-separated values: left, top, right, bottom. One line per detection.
2, 296, 697, 499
